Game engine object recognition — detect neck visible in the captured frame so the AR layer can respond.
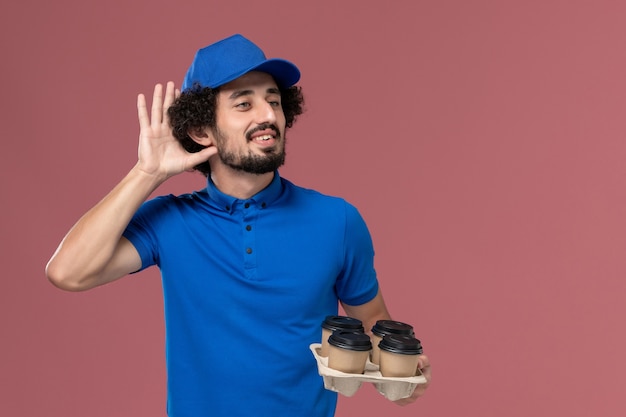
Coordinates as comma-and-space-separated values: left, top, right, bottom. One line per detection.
210, 164, 275, 199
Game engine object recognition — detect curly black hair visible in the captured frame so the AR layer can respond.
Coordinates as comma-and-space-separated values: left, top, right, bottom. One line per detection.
168, 83, 304, 176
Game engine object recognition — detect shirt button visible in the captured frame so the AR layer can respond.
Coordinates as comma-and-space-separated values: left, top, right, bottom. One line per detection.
246, 248, 253, 254
225, 205, 230, 211
246, 225, 252, 231
261, 202, 267, 208
244, 203, 250, 208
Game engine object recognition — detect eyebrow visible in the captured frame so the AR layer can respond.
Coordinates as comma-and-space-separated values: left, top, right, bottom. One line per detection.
228, 87, 281, 100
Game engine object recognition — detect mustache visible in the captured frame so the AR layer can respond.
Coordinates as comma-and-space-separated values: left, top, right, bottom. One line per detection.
245, 123, 281, 141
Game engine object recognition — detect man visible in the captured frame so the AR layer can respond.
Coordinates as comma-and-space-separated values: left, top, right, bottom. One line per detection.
46, 34, 431, 416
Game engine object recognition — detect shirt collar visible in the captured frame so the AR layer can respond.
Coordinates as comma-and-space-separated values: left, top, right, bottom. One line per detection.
205, 171, 283, 213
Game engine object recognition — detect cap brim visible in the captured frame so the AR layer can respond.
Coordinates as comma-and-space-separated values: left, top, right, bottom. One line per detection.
250, 59, 301, 88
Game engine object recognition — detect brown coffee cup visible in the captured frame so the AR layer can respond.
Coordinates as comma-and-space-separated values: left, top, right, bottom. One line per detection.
320, 316, 364, 357
327, 331, 372, 374
370, 320, 415, 365
378, 334, 423, 377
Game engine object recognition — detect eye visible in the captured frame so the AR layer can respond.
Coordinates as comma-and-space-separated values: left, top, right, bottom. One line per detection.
235, 102, 251, 109
268, 99, 281, 107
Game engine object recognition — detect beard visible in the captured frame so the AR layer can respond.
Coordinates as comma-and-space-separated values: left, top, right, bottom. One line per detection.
213, 124, 286, 175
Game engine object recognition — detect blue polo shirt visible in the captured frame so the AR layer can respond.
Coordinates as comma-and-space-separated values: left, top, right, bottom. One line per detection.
123, 172, 379, 417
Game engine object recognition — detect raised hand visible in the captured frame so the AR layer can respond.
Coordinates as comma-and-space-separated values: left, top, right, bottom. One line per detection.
136, 82, 216, 180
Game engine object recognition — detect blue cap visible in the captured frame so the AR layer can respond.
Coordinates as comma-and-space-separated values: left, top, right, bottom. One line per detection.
182, 34, 301, 91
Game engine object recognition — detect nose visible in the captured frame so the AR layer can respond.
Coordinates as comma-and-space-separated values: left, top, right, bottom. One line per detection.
254, 100, 277, 125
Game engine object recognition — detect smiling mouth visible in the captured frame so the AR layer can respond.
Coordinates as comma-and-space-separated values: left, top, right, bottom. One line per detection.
246, 123, 281, 143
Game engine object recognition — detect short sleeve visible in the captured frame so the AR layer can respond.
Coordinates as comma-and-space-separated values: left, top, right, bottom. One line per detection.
122, 197, 170, 271
334, 202, 379, 306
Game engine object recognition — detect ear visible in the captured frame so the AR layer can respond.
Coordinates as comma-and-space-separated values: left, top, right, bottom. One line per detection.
188, 127, 214, 147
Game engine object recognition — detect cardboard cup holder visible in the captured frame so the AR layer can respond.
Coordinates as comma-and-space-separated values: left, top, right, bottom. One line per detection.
309, 343, 427, 401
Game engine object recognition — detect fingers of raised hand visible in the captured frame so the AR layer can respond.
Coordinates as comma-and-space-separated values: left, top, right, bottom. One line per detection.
150, 83, 165, 128
161, 82, 177, 124
137, 82, 177, 132
137, 92, 149, 129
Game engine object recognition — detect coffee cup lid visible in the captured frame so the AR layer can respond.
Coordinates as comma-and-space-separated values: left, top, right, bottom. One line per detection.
328, 330, 372, 352
322, 315, 364, 332
378, 334, 423, 355
371, 320, 414, 337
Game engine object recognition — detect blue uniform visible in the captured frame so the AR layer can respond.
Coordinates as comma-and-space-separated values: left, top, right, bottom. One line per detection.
123, 172, 379, 416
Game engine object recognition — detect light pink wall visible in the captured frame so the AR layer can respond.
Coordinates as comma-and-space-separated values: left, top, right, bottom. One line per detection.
2, 1, 625, 416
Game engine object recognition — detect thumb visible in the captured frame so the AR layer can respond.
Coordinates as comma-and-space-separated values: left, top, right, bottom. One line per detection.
185, 145, 217, 169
